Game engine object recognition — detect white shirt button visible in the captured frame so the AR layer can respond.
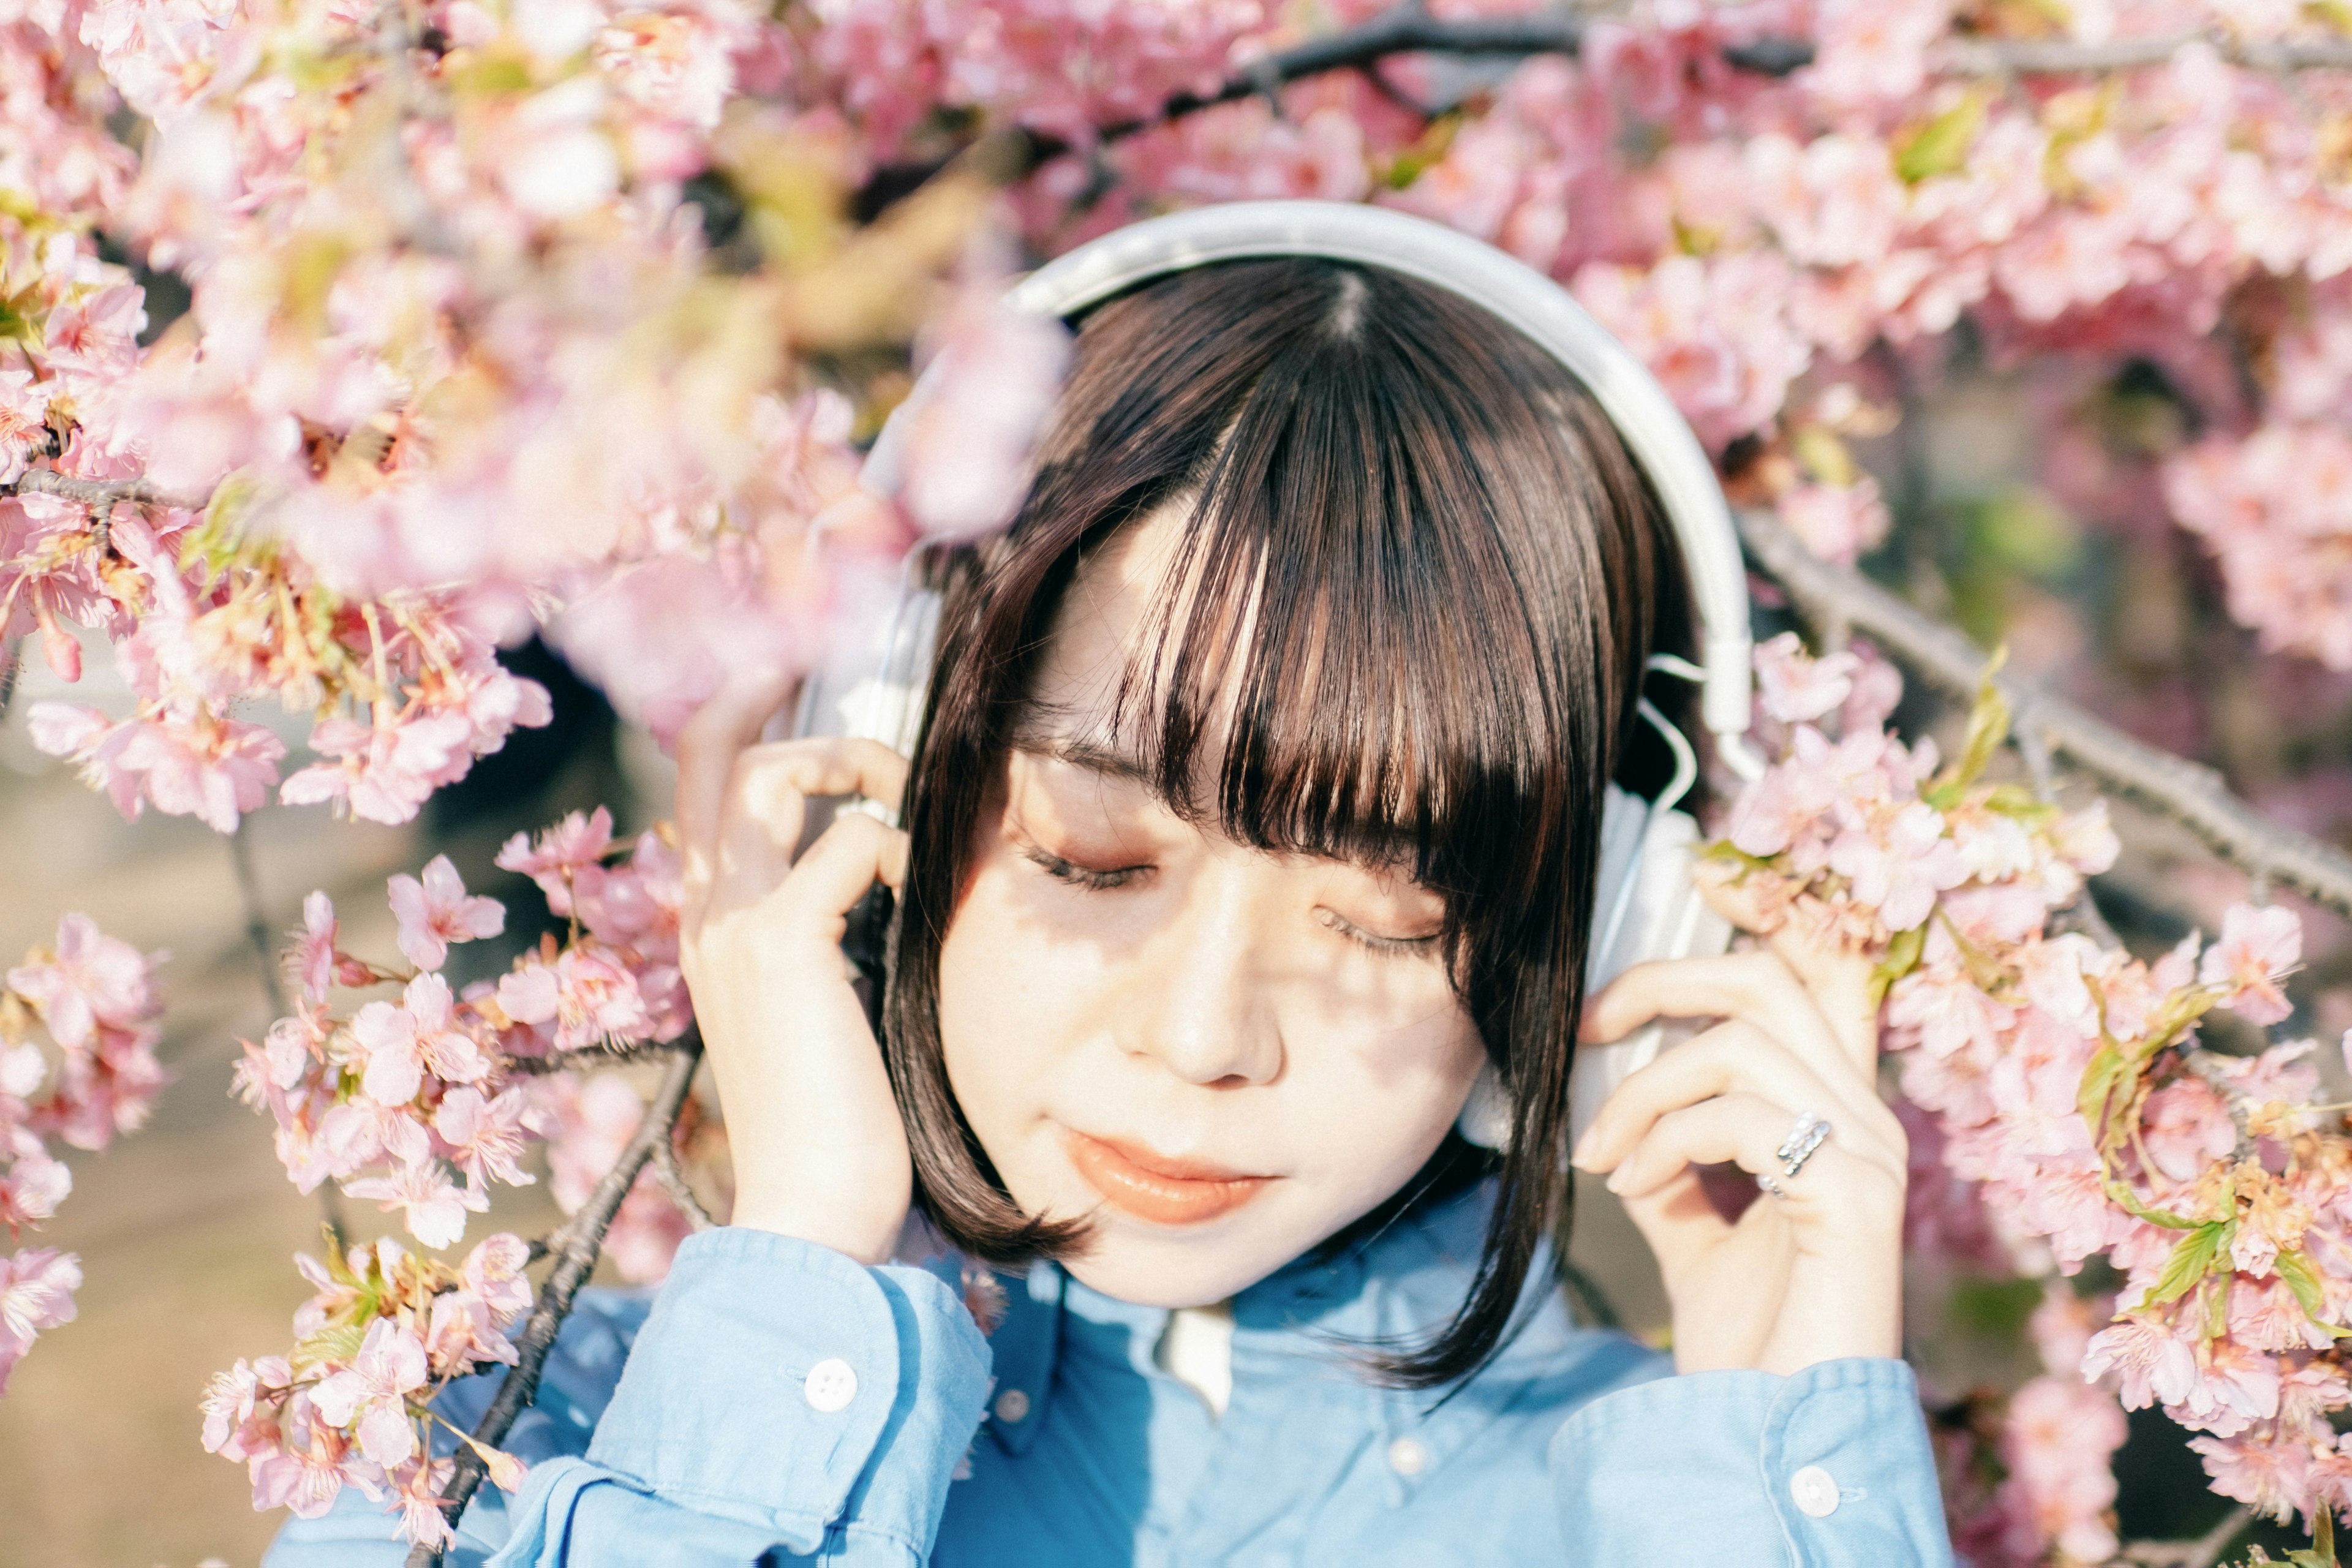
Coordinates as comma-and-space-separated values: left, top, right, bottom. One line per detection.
994, 1388, 1031, 1423
1386, 1436, 1429, 1477
1790, 1464, 1839, 1518
803, 1358, 858, 1413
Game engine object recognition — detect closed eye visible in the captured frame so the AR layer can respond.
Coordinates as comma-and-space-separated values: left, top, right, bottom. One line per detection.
1022, 844, 1153, 892
1314, 907, 1442, 957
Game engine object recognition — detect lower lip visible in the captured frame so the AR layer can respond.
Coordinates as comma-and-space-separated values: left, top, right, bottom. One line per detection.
1063, 1131, 1273, 1226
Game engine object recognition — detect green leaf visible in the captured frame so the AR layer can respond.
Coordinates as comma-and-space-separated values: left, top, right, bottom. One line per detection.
291, 1318, 367, 1376
2077, 1045, 2128, 1131
2276, 1250, 2350, 1338
1869, 923, 1926, 1005
1980, 783, 2060, 827
1926, 646, 2011, 807
1894, 90, 1990, 184
2101, 1176, 2204, 1229
2139, 1220, 2233, 1310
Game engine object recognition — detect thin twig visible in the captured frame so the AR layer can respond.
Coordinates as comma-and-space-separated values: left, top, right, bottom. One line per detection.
1738, 508, 2352, 921
228, 816, 290, 1022
228, 816, 345, 1242
2013, 721, 2124, 948
500, 1038, 694, 1076
2117, 1503, 2254, 1566
409, 1034, 703, 1568
649, 1140, 714, 1232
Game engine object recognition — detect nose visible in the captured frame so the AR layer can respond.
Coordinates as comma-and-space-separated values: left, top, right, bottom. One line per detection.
1125, 860, 1283, 1088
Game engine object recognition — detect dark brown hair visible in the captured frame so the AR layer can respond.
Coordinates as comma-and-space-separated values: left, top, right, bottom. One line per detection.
882, 256, 1695, 1388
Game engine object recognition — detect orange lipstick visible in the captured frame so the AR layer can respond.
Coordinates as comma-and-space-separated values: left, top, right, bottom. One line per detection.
1063, 1129, 1273, 1226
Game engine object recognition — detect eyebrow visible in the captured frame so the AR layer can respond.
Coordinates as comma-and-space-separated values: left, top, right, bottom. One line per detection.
1008, 726, 1158, 789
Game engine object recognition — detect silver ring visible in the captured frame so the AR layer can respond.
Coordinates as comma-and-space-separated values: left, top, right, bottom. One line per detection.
1755, 1171, 1787, 1198
1775, 1109, 1832, 1180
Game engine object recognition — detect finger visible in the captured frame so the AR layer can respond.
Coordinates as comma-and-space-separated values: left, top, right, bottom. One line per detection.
1583, 950, 1875, 1082
1692, 861, 1882, 1067
1691, 857, 1777, 933
676, 670, 799, 903
703, 738, 913, 916
766, 812, 911, 943
1610, 1164, 1735, 1273
731, 736, 910, 817
1758, 928, 1879, 1068
1570, 1021, 1900, 1177
1606, 1093, 1885, 1216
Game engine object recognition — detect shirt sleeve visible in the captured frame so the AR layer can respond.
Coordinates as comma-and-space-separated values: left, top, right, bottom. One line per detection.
490, 1227, 995, 1566
268, 1228, 992, 1567
1547, 1355, 1955, 1566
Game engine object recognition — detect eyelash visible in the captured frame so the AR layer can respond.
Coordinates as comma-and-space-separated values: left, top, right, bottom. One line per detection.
1024, 846, 1435, 957
1023, 845, 1150, 892
1314, 907, 1441, 957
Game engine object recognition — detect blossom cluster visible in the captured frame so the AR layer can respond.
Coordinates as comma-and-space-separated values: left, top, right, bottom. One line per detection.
212, 810, 713, 1546
0, 912, 164, 1393
233, 810, 689, 1249
13, 0, 2351, 803
1720, 633, 2352, 1558
200, 1229, 535, 1550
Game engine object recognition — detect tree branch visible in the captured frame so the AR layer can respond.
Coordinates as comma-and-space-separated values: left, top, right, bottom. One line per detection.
1093, 4, 2352, 153
1737, 507, 2352, 922
1943, 31, 2352, 75
410, 1033, 704, 1568
3, 466, 209, 515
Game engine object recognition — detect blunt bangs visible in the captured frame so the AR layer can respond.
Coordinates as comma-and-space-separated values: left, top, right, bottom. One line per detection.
883, 256, 1695, 1389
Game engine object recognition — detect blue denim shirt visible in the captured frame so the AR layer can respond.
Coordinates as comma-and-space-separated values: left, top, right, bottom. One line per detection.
266, 1184, 1954, 1566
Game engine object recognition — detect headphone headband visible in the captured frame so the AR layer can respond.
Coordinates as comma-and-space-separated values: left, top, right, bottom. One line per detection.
994, 200, 1761, 780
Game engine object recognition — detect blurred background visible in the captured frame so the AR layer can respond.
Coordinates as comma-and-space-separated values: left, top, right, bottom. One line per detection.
2, 336, 2349, 1564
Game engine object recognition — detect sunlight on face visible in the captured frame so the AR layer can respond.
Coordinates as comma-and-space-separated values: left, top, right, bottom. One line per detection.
935, 503, 1488, 1308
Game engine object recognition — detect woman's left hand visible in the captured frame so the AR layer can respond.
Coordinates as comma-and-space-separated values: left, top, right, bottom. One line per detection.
1568, 861, 1909, 1376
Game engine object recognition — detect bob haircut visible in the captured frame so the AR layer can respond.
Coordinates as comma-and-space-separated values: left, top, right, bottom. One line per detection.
883, 255, 1698, 1389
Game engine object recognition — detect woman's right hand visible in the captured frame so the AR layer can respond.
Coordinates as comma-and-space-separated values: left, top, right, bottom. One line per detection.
675, 673, 914, 1265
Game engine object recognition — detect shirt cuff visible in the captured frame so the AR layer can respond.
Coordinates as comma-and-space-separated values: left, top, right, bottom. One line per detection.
1548, 1356, 1954, 1567
581, 1226, 993, 1558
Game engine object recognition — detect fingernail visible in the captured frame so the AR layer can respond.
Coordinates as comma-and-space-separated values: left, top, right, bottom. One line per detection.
1568, 1129, 1596, 1169
1604, 1169, 1627, 1195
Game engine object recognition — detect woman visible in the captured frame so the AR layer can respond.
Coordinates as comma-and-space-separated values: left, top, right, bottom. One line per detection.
271, 232, 1950, 1566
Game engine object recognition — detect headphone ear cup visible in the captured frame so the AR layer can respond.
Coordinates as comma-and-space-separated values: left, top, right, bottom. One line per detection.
1564, 801, 1735, 1150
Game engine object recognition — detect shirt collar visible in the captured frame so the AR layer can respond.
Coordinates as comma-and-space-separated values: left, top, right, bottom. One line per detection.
978, 1178, 1570, 1483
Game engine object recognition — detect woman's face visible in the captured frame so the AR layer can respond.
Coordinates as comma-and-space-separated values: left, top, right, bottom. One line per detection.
936, 505, 1488, 1308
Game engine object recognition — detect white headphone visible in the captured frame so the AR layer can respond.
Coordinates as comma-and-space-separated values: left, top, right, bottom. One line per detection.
812, 201, 1752, 1152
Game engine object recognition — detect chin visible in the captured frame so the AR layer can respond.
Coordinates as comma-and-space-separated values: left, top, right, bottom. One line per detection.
1052, 1218, 1303, 1309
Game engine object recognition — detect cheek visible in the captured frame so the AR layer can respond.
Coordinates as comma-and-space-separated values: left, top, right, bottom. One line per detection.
1280, 1001, 1487, 1196
935, 861, 1094, 1150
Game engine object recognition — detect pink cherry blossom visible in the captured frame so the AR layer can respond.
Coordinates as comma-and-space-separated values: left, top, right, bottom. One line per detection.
201, 1355, 293, 1461
0, 1247, 81, 1393
434, 1086, 538, 1189
2199, 902, 2302, 1026
346, 1000, 427, 1109
496, 807, 616, 915
2083, 1317, 2200, 1411
386, 856, 505, 973
6, 913, 159, 1054
461, 1233, 534, 1325
341, 1161, 488, 1250
1753, 631, 1860, 726
2193, 1429, 2315, 1525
